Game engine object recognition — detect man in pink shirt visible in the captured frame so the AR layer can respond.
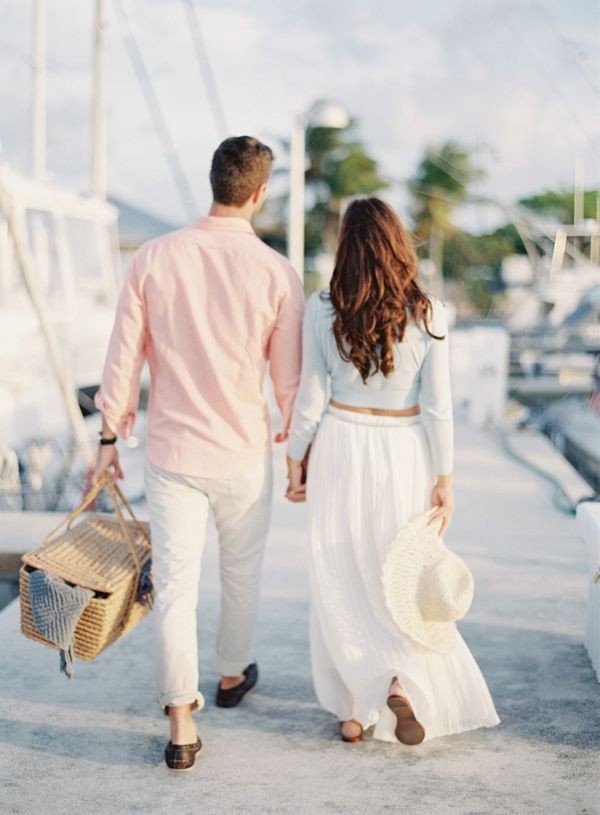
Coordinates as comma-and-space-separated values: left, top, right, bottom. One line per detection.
93, 136, 304, 770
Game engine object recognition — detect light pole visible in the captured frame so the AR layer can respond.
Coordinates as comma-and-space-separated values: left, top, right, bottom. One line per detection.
288, 101, 349, 280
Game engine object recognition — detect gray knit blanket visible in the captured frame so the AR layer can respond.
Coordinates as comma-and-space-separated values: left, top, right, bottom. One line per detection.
29, 570, 93, 678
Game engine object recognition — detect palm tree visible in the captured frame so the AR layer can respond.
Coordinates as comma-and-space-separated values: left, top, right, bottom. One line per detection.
304, 122, 388, 256
255, 117, 388, 263
409, 141, 483, 290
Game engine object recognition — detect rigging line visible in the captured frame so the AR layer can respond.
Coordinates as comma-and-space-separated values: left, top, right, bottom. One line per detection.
428, 151, 481, 186
409, 186, 472, 207
111, 0, 198, 220
181, 0, 229, 139
402, 144, 487, 192
406, 155, 483, 205
500, 12, 600, 159
398, 178, 548, 255
389, 172, 484, 209
531, 0, 599, 99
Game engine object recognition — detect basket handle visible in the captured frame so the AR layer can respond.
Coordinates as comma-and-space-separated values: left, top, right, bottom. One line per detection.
103, 478, 152, 629
43, 473, 147, 573
40, 473, 150, 634
43, 473, 112, 543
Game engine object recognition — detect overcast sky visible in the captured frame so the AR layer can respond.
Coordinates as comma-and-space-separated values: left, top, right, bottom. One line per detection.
0, 0, 598, 230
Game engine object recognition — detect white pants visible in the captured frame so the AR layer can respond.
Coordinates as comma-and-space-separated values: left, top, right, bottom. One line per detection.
144, 455, 273, 711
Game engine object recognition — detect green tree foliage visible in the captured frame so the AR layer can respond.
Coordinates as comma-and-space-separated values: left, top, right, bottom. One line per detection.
259, 123, 596, 318
443, 225, 525, 280
256, 120, 388, 258
409, 141, 483, 244
519, 189, 599, 223
443, 226, 526, 315
304, 122, 388, 255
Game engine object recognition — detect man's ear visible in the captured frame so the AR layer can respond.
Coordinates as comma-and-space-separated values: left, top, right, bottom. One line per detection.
251, 183, 267, 204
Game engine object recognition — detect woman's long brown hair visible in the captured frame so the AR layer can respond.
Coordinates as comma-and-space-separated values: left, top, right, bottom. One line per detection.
327, 197, 441, 383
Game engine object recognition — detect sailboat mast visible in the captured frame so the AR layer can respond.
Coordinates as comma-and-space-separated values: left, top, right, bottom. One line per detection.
92, 0, 108, 199
32, 0, 46, 180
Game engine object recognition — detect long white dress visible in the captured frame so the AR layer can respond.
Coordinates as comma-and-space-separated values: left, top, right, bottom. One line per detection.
306, 406, 500, 742
288, 293, 500, 742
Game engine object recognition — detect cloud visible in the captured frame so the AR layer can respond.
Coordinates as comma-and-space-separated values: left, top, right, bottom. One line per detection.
0, 0, 598, 225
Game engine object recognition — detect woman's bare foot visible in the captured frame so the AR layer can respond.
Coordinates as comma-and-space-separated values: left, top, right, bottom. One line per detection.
389, 678, 405, 698
340, 719, 363, 742
169, 703, 198, 745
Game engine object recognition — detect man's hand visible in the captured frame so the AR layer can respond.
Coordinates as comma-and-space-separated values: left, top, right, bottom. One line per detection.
285, 446, 311, 503
285, 456, 306, 502
92, 443, 124, 484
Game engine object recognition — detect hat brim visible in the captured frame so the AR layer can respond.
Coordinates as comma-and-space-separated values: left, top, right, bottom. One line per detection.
382, 512, 461, 654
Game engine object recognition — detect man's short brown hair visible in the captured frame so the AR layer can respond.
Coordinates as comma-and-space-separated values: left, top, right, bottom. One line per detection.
210, 136, 274, 206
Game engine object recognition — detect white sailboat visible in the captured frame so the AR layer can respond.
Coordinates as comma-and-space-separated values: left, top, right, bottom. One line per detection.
0, 162, 121, 447
0, 0, 121, 509
0, 0, 229, 511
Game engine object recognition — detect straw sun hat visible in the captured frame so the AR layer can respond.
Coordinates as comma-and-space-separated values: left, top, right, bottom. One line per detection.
381, 511, 474, 654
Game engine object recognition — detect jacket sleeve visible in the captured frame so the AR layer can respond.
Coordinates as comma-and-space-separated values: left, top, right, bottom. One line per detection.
286, 294, 329, 460
420, 298, 453, 476
94, 254, 147, 437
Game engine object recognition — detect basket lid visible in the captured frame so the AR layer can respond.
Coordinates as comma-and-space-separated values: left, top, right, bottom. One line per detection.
22, 513, 151, 593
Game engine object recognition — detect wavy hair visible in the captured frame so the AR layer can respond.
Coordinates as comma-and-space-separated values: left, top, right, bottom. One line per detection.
327, 197, 442, 383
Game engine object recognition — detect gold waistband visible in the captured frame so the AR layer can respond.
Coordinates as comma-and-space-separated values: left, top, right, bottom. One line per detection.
329, 399, 420, 418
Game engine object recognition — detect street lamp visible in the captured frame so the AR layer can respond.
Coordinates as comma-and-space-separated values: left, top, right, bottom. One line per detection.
288, 100, 350, 279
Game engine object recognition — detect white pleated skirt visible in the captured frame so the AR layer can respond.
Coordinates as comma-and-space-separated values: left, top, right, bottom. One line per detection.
306, 405, 500, 743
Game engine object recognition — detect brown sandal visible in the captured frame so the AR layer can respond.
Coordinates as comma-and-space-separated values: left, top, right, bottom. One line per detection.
164, 736, 202, 771
387, 696, 425, 745
340, 719, 363, 743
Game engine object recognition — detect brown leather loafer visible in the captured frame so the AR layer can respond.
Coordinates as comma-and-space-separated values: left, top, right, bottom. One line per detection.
164, 736, 202, 771
215, 662, 258, 708
387, 695, 425, 745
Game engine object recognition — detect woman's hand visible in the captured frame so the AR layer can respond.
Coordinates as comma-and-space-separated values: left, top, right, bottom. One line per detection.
286, 447, 310, 503
429, 475, 454, 536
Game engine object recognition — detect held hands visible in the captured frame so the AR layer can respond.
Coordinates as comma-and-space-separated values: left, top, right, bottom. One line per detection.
429, 475, 454, 536
286, 446, 311, 503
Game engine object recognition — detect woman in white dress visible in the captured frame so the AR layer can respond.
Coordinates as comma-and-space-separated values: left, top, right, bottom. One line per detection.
286, 198, 499, 744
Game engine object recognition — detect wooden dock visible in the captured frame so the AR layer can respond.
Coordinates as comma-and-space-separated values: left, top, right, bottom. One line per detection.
0, 422, 598, 815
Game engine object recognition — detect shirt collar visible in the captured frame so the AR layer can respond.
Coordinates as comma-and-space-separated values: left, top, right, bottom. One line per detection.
192, 215, 255, 235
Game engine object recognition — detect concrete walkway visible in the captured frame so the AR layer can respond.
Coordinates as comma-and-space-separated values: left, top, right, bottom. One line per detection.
1, 424, 598, 815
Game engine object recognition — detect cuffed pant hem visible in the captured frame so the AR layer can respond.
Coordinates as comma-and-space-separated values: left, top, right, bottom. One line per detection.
215, 655, 251, 677
158, 691, 205, 713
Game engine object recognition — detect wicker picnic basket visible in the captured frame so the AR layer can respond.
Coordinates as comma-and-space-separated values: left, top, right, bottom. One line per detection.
20, 473, 152, 661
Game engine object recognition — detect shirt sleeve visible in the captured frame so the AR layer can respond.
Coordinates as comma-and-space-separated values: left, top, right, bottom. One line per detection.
94, 254, 147, 438
267, 264, 305, 435
420, 298, 453, 476
287, 294, 329, 460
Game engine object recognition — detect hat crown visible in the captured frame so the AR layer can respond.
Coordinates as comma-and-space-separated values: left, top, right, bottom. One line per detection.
418, 551, 474, 623
382, 512, 476, 653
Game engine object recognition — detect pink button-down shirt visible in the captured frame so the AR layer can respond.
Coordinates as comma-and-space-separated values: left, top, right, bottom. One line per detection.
95, 216, 304, 478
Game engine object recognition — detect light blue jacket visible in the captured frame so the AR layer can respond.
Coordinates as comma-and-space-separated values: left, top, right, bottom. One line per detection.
286, 292, 453, 476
